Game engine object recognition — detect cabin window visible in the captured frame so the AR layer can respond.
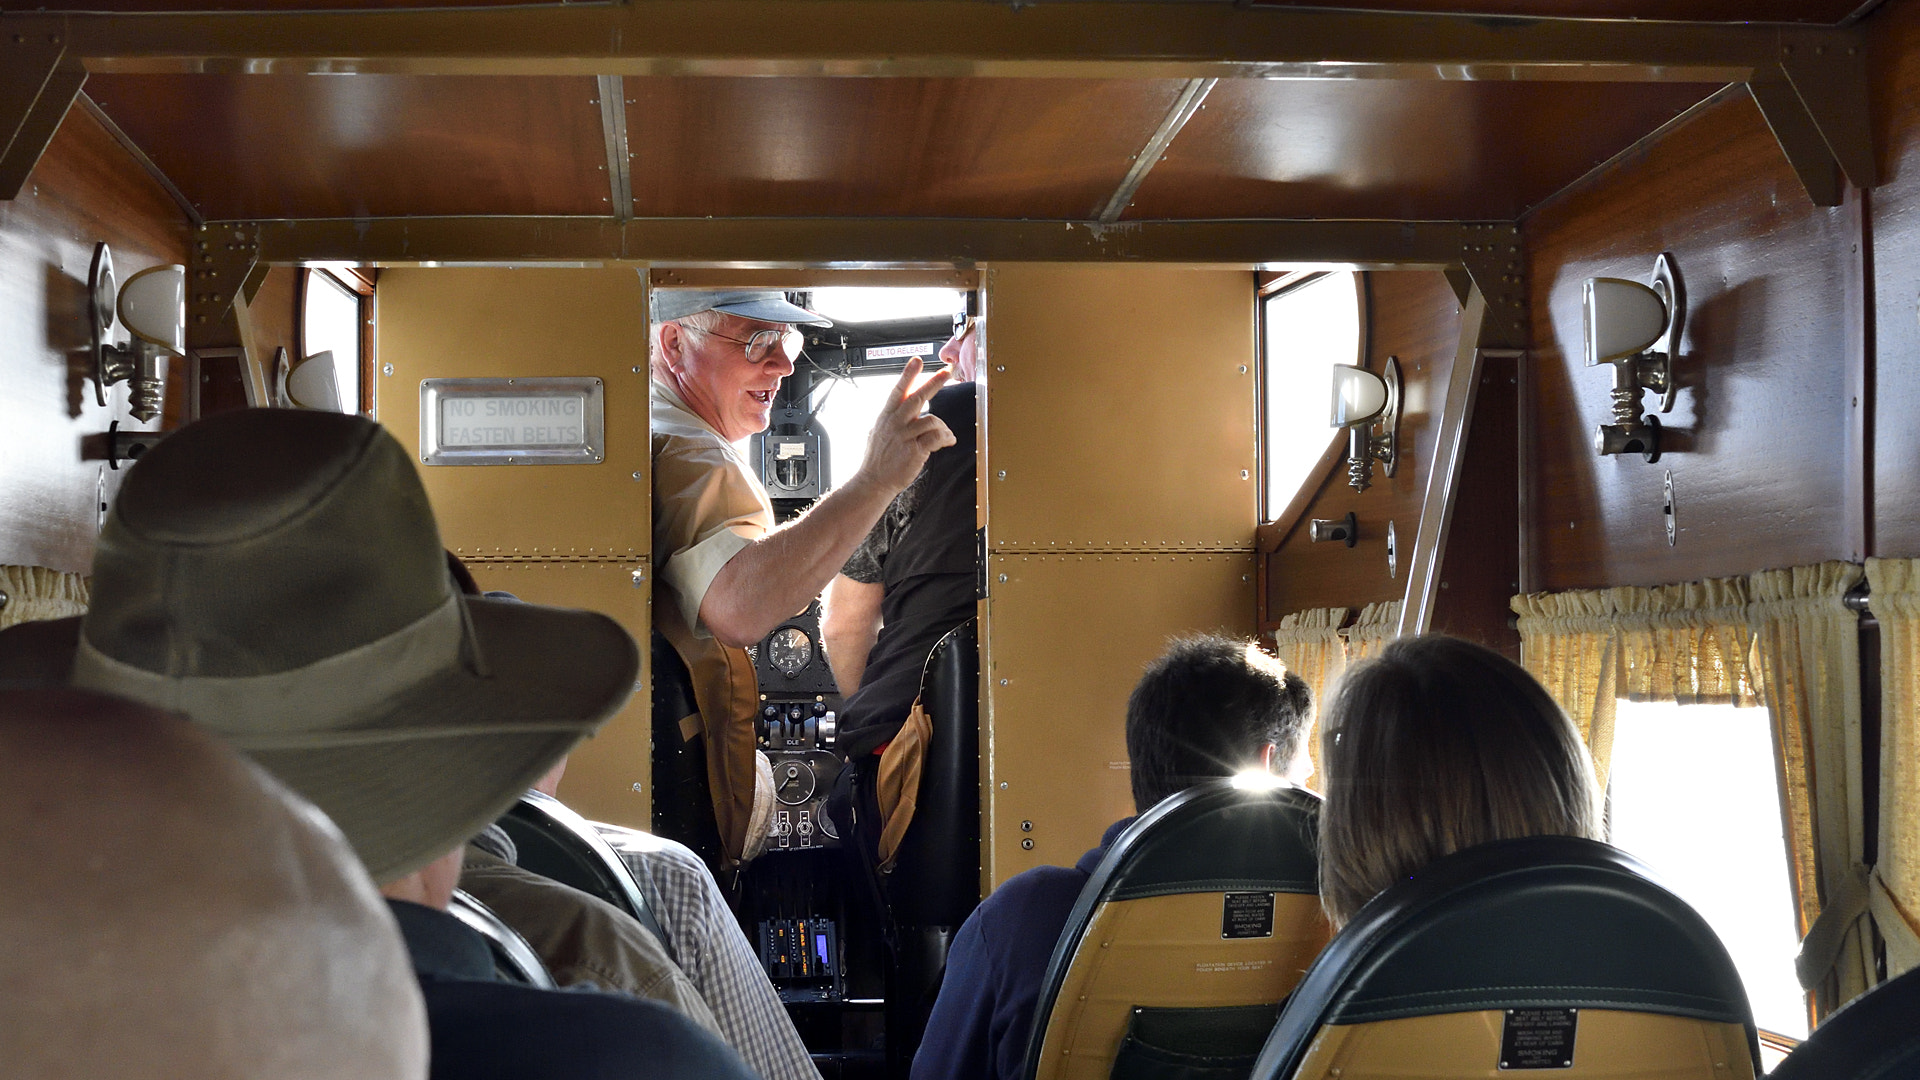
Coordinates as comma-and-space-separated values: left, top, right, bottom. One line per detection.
1606, 698, 1809, 1042
300, 267, 366, 412
800, 286, 966, 490
1258, 272, 1364, 520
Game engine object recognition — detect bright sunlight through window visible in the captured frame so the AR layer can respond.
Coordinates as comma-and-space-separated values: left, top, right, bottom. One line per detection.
1607, 699, 1808, 1039
809, 287, 963, 325
1261, 273, 1363, 519
811, 372, 901, 488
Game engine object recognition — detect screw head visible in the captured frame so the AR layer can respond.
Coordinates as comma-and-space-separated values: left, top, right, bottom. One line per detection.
381, 363, 395, 376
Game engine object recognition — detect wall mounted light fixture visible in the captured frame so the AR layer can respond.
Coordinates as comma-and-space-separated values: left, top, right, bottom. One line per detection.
88, 243, 187, 424
1583, 252, 1683, 463
1329, 355, 1400, 492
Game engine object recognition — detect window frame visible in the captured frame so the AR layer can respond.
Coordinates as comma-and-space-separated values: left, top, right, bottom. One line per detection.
1255, 269, 1370, 528
297, 265, 375, 414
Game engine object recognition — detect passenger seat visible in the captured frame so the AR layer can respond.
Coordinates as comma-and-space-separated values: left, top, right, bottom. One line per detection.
1250, 835, 1757, 1080
1768, 964, 1920, 1080
1022, 779, 1328, 1080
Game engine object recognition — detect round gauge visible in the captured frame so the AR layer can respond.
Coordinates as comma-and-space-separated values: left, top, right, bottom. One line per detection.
775, 760, 817, 805
769, 626, 813, 677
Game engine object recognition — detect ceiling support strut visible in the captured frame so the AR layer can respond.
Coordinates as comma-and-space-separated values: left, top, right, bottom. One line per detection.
0, 30, 83, 200
596, 75, 634, 223
1096, 77, 1215, 224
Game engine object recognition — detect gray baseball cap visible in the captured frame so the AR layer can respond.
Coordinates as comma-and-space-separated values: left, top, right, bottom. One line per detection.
650, 288, 832, 327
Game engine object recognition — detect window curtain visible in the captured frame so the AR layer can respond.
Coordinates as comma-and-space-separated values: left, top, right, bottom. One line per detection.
0, 565, 89, 632
1342, 600, 1401, 662
1511, 589, 1621, 790
1510, 577, 1751, 791
1867, 558, 1920, 982
1748, 562, 1874, 1015
1270, 607, 1350, 789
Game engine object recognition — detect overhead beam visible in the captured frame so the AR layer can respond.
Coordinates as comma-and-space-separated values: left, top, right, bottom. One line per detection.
231, 214, 1520, 270
14, 4, 1849, 81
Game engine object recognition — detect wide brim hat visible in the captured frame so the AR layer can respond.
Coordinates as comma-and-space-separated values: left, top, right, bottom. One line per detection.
649, 287, 832, 327
0, 409, 638, 884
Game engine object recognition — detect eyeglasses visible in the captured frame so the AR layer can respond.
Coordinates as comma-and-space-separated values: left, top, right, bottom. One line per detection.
679, 322, 804, 365
951, 314, 978, 342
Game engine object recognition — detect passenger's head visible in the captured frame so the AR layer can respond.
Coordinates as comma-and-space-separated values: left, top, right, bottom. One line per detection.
940, 314, 980, 383
650, 289, 831, 441
1316, 634, 1602, 927
0, 687, 428, 1079
29, 408, 639, 885
1125, 635, 1314, 813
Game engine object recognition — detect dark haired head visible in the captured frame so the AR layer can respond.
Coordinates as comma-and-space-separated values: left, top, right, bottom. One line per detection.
1317, 634, 1600, 927
1125, 636, 1313, 812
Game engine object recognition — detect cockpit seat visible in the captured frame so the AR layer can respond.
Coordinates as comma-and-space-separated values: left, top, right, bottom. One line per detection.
880, 618, 983, 1073
496, 789, 673, 958
1249, 835, 1758, 1080
1022, 780, 1329, 1080
1769, 964, 1920, 1080
449, 888, 557, 987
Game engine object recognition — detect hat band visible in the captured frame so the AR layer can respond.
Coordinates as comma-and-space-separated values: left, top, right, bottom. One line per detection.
72, 594, 466, 740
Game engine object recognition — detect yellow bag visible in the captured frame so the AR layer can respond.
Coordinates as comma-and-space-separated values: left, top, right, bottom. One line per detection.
874, 697, 934, 872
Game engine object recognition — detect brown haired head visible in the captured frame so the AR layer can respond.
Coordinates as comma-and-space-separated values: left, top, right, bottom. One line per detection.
1316, 634, 1601, 928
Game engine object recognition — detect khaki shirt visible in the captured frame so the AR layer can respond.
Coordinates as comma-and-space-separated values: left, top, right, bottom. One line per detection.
651, 378, 772, 865
651, 379, 775, 636
459, 845, 723, 1034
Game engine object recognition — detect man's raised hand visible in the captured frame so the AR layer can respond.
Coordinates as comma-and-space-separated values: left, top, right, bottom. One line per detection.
856, 357, 956, 496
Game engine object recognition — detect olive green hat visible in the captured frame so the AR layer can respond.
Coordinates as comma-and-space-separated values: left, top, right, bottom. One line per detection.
44, 408, 637, 883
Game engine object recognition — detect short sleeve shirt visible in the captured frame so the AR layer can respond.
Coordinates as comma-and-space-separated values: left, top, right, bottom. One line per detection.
651, 379, 775, 638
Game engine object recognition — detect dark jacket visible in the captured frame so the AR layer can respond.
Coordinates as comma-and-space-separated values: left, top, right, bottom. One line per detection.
909, 817, 1135, 1080
387, 899, 756, 1080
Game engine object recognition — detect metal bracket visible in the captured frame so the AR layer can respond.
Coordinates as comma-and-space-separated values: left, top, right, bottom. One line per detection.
1749, 77, 1841, 208
0, 21, 82, 200
186, 222, 261, 351
1776, 28, 1877, 193
1456, 223, 1527, 352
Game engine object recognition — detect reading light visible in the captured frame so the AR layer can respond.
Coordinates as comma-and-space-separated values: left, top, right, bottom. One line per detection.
1583, 253, 1683, 462
1328, 356, 1400, 493
285, 351, 346, 412
88, 243, 186, 423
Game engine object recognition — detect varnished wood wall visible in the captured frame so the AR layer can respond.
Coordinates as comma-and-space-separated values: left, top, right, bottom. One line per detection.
1524, 83, 1861, 589
0, 106, 188, 576
1261, 272, 1464, 615
1870, 0, 1920, 559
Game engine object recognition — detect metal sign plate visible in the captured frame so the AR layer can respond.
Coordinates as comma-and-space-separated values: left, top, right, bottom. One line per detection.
419, 377, 605, 466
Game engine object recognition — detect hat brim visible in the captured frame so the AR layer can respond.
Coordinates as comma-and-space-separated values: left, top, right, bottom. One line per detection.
709, 296, 833, 327
4, 598, 639, 884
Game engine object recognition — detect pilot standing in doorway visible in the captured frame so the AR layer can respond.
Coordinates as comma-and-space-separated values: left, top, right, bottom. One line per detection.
650, 289, 954, 869
820, 313, 980, 874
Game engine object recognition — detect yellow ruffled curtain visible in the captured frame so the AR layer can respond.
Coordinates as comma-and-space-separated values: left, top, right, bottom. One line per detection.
0, 565, 89, 631
1868, 558, 1920, 981
1748, 562, 1869, 1015
1270, 607, 1351, 789
1512, 589, 1620, 788
1512, 576, 1754, 791
1342, 600, 1401, 662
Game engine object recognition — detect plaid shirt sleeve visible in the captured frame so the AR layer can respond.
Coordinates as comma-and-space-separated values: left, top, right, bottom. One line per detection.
597, 825, 823, 1080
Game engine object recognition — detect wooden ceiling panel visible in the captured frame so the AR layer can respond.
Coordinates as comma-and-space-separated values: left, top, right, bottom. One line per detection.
624, 77, 1185, 219
1232, 0, 1861, 22
1125, 78, 1721, 221
85, 75, 608, 219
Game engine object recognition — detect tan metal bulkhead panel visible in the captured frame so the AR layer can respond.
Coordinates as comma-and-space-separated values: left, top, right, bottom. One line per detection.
375, 266, 651, 560
376, 266, 652, 828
